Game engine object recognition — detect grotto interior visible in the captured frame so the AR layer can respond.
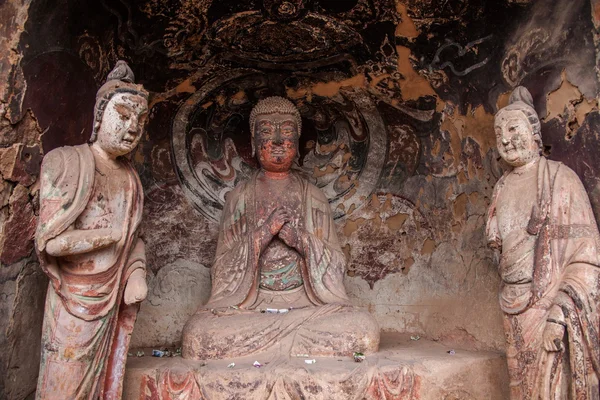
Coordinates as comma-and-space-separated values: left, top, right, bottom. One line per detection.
1, 0, 600, 398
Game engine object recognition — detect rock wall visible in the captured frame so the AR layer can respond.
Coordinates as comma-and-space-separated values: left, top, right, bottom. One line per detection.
0, 0, 599, 398
0, 1, 48, 399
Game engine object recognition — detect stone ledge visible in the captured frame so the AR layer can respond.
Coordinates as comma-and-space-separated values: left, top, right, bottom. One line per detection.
123, 333, 509, 399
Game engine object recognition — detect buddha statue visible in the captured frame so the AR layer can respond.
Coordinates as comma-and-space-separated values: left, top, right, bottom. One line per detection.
182, 97, 380, 360
486, 87, 600, 399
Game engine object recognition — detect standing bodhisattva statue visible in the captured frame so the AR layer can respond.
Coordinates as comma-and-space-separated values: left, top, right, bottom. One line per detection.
487, 86, 600, 399
182, 96, 380, 360
35, 61, 149, 399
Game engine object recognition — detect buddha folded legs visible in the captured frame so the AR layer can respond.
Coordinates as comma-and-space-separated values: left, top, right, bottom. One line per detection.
182, 97, 380, 361
183, 300, 379, 360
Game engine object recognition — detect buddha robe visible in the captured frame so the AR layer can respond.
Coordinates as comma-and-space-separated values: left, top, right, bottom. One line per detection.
182, 171, 379, 360
487, 157, 600, 399
35, 144, 145, 399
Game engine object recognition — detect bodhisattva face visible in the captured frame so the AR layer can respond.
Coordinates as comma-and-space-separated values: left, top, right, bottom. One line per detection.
494, 110, 540, 167
95, 92, 148, 158
254, 113, 299, 173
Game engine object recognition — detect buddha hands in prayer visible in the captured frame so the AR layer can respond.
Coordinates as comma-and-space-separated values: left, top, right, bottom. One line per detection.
263, 208, 302, 252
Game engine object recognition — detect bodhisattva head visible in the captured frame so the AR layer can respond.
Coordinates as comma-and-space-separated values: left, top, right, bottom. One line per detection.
494, 86, 542, 168
90, 60, 149, 158
249, 96, 302, 173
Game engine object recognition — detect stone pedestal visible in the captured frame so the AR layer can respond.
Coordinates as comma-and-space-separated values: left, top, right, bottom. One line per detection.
123, 333, 509, 399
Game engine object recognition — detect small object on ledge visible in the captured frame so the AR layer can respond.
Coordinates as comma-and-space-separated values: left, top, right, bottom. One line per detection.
227, 362, 235, 368
136, 351, 145, 357
447, 350, 456, 355
253, 361, 263, 368
265, 308, 291, 314
410, 335, 421, 341
152, 350, 166, 357
304, 359, 316, 364
353, 352, 366, 362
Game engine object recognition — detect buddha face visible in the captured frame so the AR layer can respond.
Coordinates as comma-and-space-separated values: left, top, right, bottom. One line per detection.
254, 113, 299, 173
494, 110, 539, 167
95, 92, 148, 157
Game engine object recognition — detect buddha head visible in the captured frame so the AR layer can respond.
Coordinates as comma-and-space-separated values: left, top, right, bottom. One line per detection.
494, 86, 542, 168
249, 96, 302, 173
90, 60, 149, 157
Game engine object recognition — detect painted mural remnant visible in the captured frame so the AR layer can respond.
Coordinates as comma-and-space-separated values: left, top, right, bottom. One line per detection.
34, 61, 149, 399
487, 86, 600, 399
182, 97, 380, 371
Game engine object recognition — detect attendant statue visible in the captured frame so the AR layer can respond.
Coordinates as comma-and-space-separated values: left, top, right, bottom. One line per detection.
182, 97, 380, 360
487, 86, 600, 399
35, 61, 149, 399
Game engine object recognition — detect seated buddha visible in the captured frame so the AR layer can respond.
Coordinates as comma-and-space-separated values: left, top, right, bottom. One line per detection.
182, 97, 380, 360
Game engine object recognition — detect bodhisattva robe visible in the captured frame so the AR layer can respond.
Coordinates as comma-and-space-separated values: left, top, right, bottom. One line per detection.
487, 157, 600, 399
35, 144, 145, 400
182, 171, 379, 360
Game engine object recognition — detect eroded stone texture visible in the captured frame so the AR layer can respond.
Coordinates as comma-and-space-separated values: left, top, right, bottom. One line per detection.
5, 258, 46, 400
131, 259, 211, 348
1, 184, 36, 265
0, 1, 45, 398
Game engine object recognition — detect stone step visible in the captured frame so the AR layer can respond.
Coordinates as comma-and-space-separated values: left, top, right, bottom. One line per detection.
123, 333, 509, 399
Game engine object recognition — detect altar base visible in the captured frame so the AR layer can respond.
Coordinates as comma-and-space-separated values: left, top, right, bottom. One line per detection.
123, 333, 509, 399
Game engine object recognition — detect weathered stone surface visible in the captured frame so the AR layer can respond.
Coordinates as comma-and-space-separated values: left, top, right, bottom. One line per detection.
0, 144, 42, 186
4, 259, 46, 400
0, 184, 36, 265
141, 186, 218, 275
123, 334, 509, 400
131, 259, 210, 348
0, 0, 31, 117
0, 180, 13, 209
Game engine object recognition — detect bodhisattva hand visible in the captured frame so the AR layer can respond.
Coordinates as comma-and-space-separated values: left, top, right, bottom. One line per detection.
543, 305, 566, 352
46, 227, 122, 257
124, 266, 147, 305
279, 222, 301, 251
264, 207, 292, 237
